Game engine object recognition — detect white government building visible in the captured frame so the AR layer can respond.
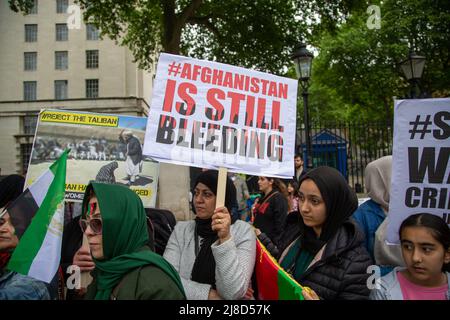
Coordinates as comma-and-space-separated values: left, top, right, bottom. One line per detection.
0, 0, 191, 219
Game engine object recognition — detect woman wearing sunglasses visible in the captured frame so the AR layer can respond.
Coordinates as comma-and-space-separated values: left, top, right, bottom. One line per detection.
80, 182, 185, 300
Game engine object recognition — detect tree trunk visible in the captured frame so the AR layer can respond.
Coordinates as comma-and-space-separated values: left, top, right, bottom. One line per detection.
157, 0, 193, 221
383, 96, 391, 126
162, 0, 181, 54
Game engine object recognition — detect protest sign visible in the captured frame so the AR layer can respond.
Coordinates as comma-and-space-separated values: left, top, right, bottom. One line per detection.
386, 98, 450, 244
25, 109, 159, 208
143, 53, 298, 178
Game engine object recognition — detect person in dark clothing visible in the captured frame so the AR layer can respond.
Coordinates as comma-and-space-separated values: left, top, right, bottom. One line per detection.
245, 175, 260, 194
95, 161, 119, 184
264, 166, 372, 300
256, 210, 301, 260
293, 154, 306, 185
60, 214, 86, 299
252, 177, 288, 247
119, 130, 143, 186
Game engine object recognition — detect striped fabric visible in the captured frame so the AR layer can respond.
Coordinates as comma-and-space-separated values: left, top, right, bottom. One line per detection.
255, 238, 306, 300
7, 150, 68, 283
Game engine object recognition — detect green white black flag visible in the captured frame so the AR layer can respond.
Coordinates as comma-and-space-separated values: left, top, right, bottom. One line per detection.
7, 150, 68, 283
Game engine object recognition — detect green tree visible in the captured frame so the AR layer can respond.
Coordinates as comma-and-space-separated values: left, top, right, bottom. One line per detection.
9, 0, 308, 73
9, 0, 364, 74
307, 0, 450, 122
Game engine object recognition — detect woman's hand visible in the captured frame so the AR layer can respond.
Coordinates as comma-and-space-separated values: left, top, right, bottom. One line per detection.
244, 287, 255, 300
255, 228, 262, 236
72, 247, 95, 272
211, 206, 231, 244
208, 289, 223, 300
303, 287, 320, 300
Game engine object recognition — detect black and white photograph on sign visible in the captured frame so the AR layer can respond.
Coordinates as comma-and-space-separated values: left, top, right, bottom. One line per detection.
25, 109, 159, 208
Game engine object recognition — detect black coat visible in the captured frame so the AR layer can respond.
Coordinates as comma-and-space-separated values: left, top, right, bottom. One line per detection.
289, 220, 373, 300
257, 210, 300, 259
253, 190, 288, 246
126, 136, 142, 165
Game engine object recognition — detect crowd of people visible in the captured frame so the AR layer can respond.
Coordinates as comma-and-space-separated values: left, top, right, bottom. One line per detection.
0, 153, 449, 300
31, 135, 139, 163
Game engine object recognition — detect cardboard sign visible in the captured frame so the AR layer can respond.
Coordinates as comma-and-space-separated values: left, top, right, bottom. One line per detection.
387, 98, 450, 244
143, 53, 298, 178
25, 109, 159, 208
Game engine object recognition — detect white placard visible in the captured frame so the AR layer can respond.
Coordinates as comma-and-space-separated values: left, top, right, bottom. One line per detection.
387, 98, 450, 244
143, 53, 298, 178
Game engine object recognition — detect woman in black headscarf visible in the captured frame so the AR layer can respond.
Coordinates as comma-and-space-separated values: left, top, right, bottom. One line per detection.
0, 175, 24, 210
0, 174, 25, 269
163, 170, 256, 300
278, 166, 372, 300
0, 174, 51, 299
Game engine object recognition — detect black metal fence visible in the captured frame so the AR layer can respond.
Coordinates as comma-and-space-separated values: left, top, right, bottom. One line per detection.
296, 121, 393, 194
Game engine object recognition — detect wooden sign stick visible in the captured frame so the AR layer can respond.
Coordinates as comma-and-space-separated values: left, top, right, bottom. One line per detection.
215, 167, 228, 209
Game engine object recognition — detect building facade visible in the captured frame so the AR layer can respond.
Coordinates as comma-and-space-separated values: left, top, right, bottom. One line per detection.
0, 0, 191, 219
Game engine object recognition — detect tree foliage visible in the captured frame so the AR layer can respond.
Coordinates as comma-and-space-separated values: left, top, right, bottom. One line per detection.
7, 0, 359, 74
8, 0, 33, 13
9, 0, 448, 123
307, 0, 450, 122
50, 0, 311, 74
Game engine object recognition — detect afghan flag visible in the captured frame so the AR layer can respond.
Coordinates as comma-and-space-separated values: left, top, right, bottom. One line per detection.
7, 150, 68, 283
255, 238, 306, 300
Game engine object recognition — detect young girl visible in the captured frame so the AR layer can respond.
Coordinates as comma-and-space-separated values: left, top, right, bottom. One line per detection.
370, 213, 450, 300
287, 180, 300, 214
260, 167, 372, 300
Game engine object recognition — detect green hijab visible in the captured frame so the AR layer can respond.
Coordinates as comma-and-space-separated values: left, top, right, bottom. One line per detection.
82, 182, 185, 300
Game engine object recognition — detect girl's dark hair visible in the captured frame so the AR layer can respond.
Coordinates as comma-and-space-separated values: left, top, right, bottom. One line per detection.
399, 213, 450, 272
287, 179, 300, 197
266, 177, 288, 198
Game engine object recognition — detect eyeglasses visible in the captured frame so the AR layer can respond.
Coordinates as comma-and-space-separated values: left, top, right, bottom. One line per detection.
193, 190, 215, 200
79, 218, 102, 235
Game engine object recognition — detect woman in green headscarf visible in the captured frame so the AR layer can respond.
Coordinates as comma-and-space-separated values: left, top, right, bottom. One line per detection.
81, 182, 185, 300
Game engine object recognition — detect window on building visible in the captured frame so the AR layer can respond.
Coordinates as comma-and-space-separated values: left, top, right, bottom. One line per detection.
25, 24, 38, 42
54, 80, 68, 100
55, 51, 68, 70
56, 23, 68, 41
86, 79, 99, 98
23, 115, 38, 135
24, 52, 37, 71
28, 0, 38, 14
56, 0, 68, 13
86, 50, 99, 69
23, 81, 37, 101
86, 23, 99, 40
21, 143, 33, 175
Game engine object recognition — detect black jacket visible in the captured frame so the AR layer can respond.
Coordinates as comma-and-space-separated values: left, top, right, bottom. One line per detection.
257, 210, 300, 259
288, 220, 373, 300
126, 136, 142, 165
253, 190, 288, 246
